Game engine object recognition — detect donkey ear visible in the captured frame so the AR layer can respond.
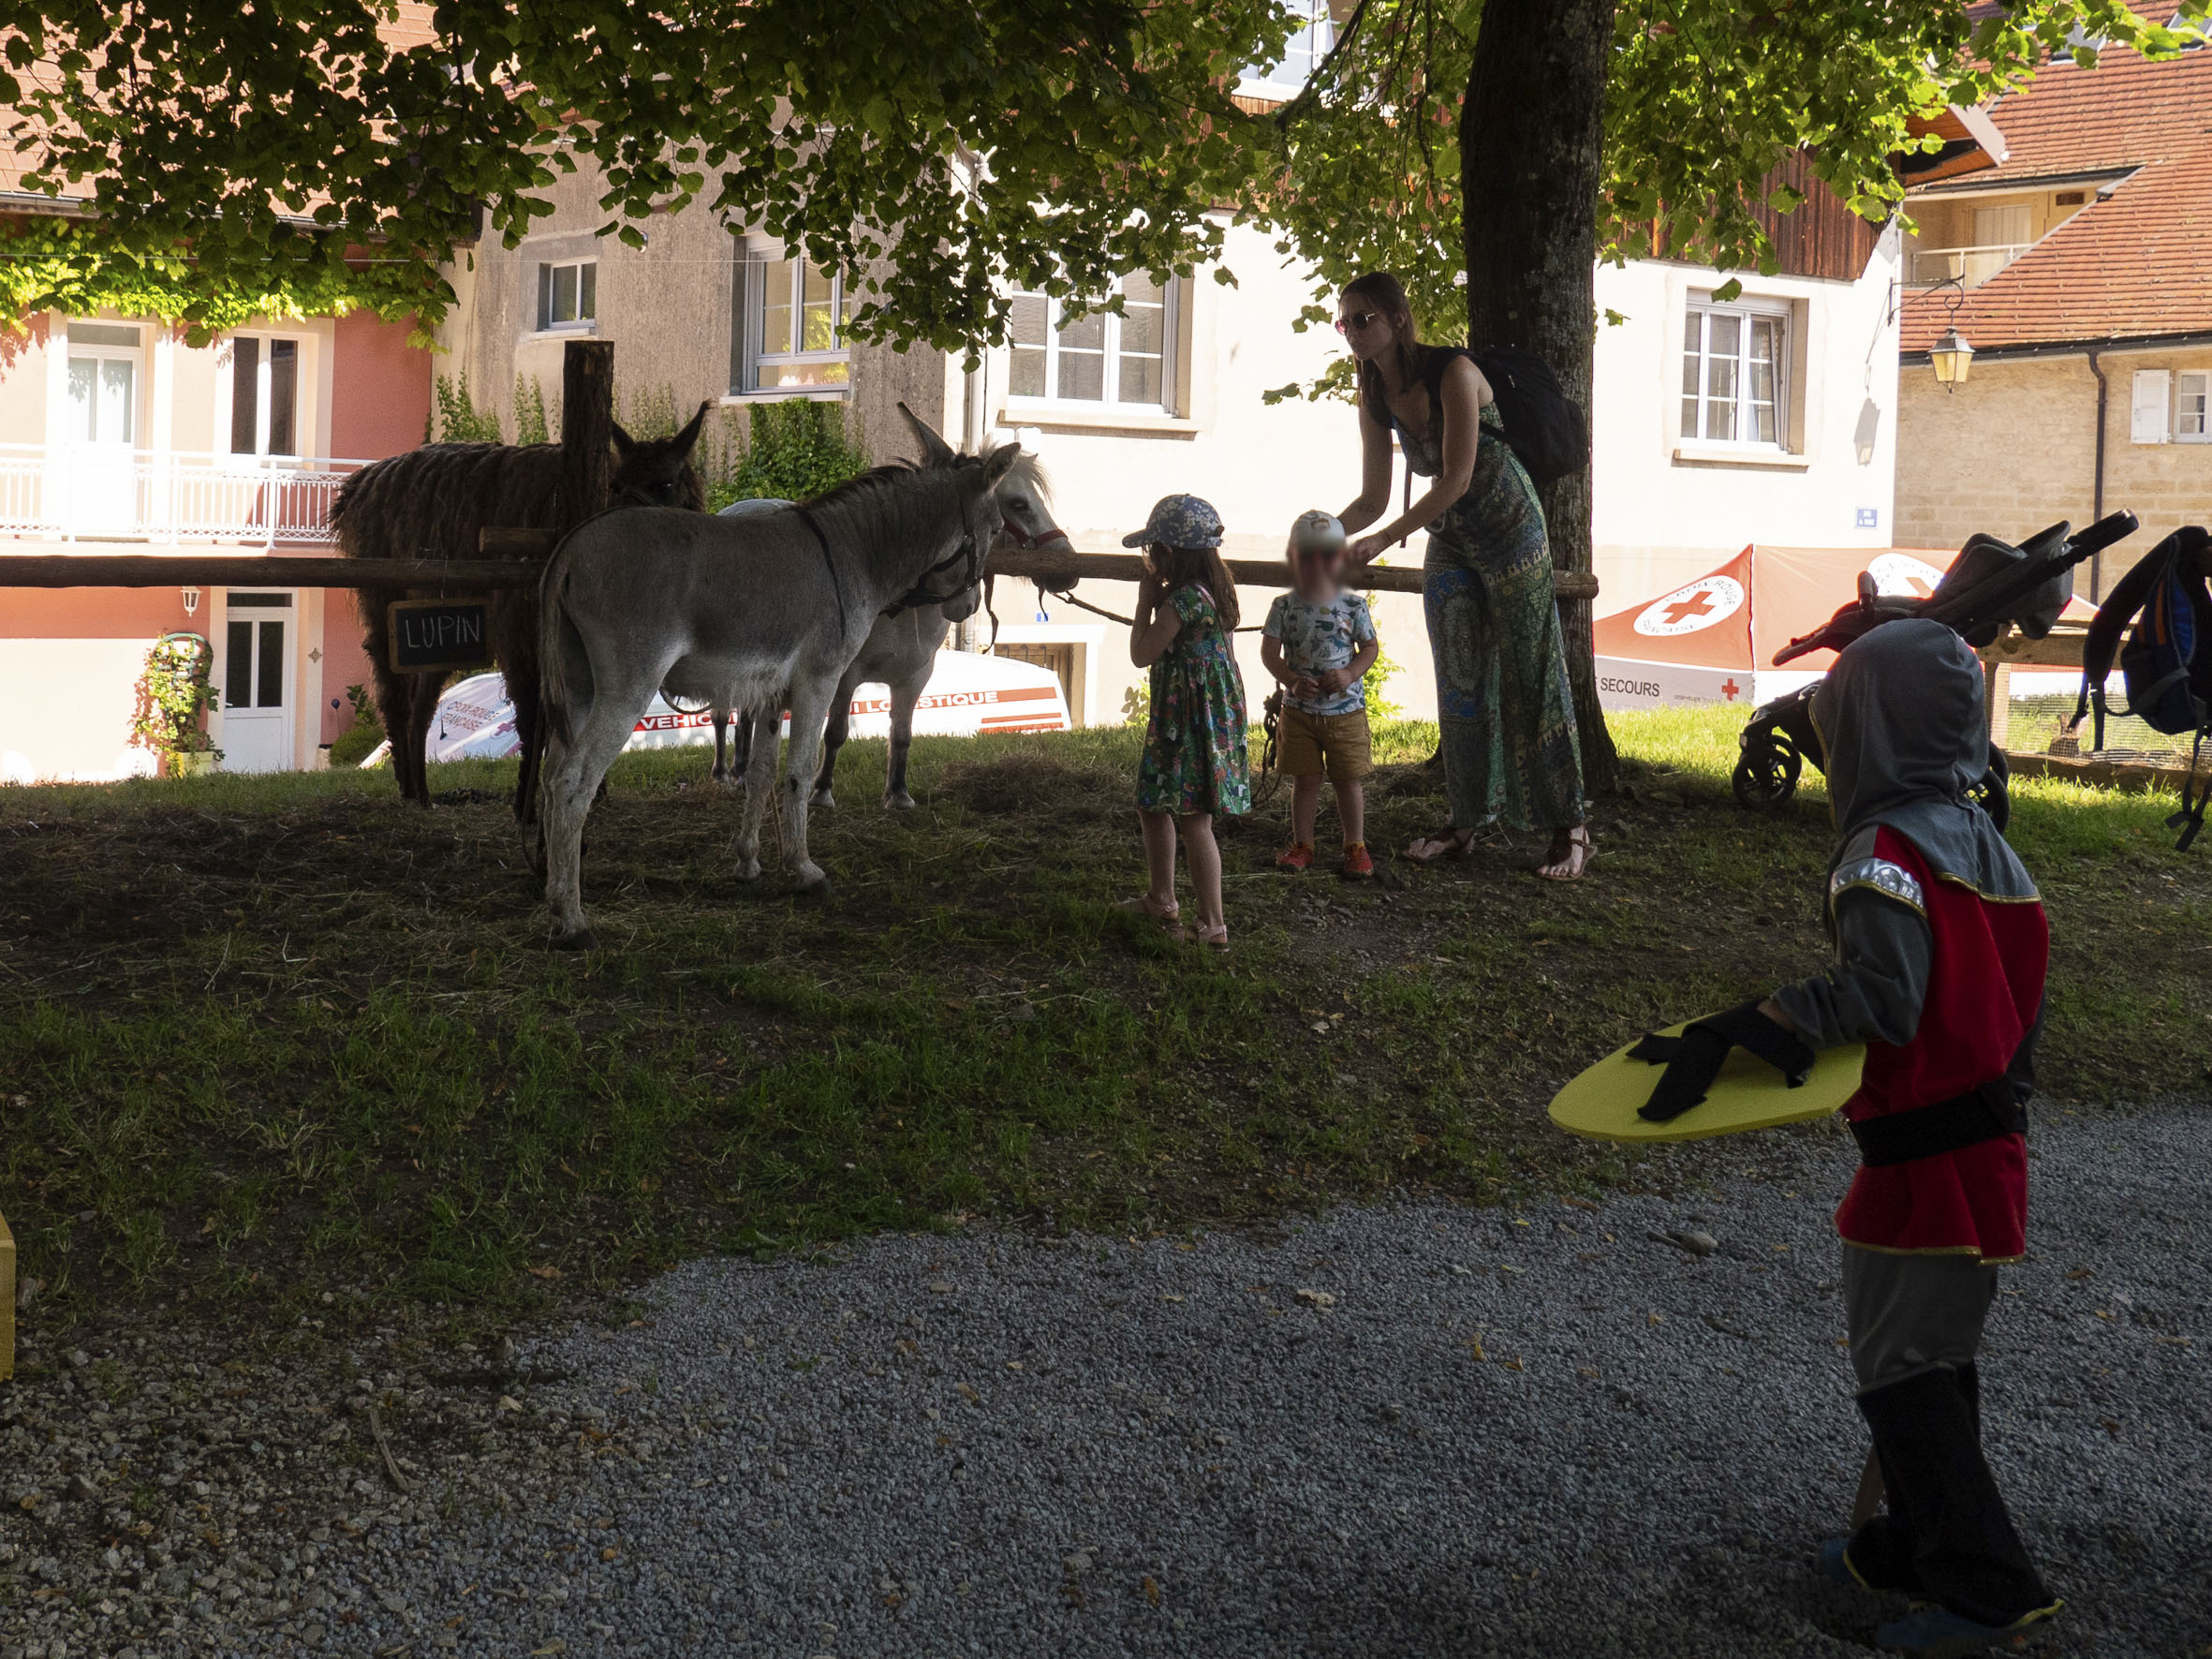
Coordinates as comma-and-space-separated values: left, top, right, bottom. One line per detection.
981, 440, 1021, 484
610, 422, 636, 456
671, 400, 711, 458
897, 402, 957, 467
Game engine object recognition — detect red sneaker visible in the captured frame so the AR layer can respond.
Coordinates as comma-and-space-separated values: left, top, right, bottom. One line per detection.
1341, 842, 1375, 880
1276, 842, 1315, 873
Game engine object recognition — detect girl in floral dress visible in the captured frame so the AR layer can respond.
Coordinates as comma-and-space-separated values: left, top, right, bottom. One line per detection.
1120, 494, 1250, 951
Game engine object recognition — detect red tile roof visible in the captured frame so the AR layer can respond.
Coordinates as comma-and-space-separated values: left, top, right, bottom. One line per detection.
1901, 44, 2212, 352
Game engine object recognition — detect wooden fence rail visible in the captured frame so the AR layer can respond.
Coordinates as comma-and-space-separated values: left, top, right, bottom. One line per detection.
0, 547, 1602, 603
477, 529, 1601, 601
0, 555, 537, 588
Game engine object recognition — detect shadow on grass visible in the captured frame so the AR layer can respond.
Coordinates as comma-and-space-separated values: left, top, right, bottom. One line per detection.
1, 708, 2204, 1340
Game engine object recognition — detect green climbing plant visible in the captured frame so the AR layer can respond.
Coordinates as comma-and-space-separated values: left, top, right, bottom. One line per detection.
1361, 607, 1406, 721
430, 371, 503, 444
708, 401, 872, 511
512, 375, 553, 447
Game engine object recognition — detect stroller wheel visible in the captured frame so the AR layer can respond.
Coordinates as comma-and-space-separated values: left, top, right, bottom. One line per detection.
1969, 745, 2012, 833
1733, 735, 1803, 810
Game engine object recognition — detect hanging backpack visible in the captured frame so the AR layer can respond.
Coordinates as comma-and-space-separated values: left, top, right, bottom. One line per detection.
1471, 346, 1590, 486
2072, 524, 2212, 849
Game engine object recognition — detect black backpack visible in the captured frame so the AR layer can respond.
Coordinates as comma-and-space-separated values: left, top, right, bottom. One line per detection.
2073, 524, 2212, 849
1472, 347, 1590, 486
1389, 346, 1589, 487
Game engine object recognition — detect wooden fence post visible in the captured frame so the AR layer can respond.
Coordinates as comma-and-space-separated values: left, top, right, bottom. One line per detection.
555, 339, 616, 531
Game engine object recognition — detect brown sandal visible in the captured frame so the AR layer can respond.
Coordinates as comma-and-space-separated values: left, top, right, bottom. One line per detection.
1403, 827, 1474, 866
1535, 824, 1594, 881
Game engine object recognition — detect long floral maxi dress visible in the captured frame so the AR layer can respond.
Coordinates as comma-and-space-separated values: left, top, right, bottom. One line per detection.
1136, 583, 1251, 818
1394, 388, 1585, 833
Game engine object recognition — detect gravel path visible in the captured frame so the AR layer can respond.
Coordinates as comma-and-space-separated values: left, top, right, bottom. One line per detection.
7, 1106, 2207, 1659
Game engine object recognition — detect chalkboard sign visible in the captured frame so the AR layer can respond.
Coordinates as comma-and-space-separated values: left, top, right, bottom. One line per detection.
387, 599, 494, 673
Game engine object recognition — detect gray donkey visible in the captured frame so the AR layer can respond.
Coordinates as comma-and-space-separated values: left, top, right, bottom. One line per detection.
711, 433, 1069, 807
537, 425, 1018, 945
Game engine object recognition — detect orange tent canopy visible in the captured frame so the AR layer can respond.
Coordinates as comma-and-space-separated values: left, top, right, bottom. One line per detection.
1592, 544, 2093, 713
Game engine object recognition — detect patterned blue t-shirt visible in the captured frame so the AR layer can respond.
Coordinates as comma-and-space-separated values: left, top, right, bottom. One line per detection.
1263, 589, 1378, 716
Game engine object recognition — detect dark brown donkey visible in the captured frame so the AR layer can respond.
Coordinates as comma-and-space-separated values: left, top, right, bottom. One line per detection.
332, 405, 710, 819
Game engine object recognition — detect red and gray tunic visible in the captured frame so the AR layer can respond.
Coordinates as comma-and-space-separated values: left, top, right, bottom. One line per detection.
1772, 621, 2048, 1264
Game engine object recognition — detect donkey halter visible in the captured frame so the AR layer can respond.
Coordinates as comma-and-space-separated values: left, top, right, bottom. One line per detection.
883, 493, 1031, 615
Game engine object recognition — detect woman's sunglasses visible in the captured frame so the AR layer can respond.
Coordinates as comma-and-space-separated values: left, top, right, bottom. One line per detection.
1335, 310, 1381, 335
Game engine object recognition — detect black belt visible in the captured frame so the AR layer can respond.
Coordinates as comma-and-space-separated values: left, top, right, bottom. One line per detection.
1850, 1088, 2027, 1168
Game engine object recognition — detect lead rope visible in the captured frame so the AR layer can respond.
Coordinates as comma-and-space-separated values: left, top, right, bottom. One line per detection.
793, 506, 849, 650
1028, 581, 1266, 634
1253, 688, 1286, 809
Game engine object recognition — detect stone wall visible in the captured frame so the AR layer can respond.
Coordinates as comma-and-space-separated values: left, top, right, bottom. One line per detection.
1896, 344, 2212, 593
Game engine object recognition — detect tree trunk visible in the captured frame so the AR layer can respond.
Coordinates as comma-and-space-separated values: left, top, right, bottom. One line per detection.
1459, 0, 1620, 794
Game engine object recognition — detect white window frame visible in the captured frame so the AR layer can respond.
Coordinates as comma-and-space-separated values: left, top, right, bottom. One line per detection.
1680, 299, 1791, 450
223, 332, 308, 460
731, 252, 853, 393
1006, 276, 1181, 416
538, 259, 597, 332
62, 321, 143, 447
2175, 370, 2211, 443
1237, 0, 1335, 98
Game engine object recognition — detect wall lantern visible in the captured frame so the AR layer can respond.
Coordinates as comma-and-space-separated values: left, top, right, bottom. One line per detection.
1924, 274, 1972, 393
1930, 328, 1975, 389
181, 585, 200, 616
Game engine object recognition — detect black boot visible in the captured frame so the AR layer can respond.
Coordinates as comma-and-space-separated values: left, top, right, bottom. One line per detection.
1851, 1367, 2053, 1629
1841, 1364, 1983, 1594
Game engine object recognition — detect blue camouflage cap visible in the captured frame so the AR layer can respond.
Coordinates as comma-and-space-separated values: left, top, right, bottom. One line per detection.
1122, 493, 1224, 550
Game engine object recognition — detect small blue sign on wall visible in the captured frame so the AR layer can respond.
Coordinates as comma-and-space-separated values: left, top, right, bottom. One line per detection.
1855, 507, 1880, 529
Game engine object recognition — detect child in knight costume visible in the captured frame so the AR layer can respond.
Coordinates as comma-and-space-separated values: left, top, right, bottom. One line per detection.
1624, 622, 2058, 1653
1742, 621, 2061, 1655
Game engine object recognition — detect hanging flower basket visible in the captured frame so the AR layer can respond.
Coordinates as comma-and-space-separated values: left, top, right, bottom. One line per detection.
129, 632, 223, 776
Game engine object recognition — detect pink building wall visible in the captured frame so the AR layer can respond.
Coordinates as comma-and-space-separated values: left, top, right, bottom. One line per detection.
2, 304, 434, 778
318, 312, 432, 747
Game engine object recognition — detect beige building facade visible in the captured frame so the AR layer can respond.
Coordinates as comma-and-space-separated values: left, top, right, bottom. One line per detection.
1897, 343, 2212, 598
1895, 44, 2212, 598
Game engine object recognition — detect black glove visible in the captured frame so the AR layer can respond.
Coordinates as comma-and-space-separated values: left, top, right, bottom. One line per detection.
1629, 1000, 1816, 1123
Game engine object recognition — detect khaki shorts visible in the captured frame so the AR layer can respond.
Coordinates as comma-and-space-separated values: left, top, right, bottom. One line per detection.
1278, 704, 1373, 781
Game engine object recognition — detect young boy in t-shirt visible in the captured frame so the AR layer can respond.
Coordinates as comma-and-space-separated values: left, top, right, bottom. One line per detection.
1261, 511, 1380, 879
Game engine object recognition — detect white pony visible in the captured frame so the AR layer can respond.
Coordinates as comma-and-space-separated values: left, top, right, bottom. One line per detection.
710, 427, 1070, 808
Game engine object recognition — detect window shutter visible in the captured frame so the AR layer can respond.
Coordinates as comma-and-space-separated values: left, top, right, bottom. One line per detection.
537, 264, 553, 333
2131, 369, 2172, 444
229, 337, 259, 454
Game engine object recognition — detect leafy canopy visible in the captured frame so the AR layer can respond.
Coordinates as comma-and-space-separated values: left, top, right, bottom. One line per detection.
3, 0, 1290, 348
1252, 0, 2210, 398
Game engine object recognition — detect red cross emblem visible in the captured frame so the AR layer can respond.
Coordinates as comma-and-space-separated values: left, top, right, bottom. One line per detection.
1722, 677, 1741, 701
1662, 590, 1719, 627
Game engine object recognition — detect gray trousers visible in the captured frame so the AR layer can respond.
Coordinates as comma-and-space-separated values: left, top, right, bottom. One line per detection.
1842, 1245, 1999, 1393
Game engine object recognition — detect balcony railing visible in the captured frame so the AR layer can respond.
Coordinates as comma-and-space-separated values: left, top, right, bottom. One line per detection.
1909, 243, 2030, 289
0, 444, 369, 545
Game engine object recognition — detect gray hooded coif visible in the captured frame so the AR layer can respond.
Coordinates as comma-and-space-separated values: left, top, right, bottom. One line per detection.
1773, 620, 2039, 1050
1810, 619, 2037, 901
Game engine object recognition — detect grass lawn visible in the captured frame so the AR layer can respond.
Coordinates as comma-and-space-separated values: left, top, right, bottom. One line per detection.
3, 708, 2206, 1343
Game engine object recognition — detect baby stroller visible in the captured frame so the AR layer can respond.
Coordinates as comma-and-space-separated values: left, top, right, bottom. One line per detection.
1731, 511, 2141, 829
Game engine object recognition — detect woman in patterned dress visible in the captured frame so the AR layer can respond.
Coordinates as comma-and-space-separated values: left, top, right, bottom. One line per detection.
1334, 272, 1591, 880
1119, 493, 1251, 950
